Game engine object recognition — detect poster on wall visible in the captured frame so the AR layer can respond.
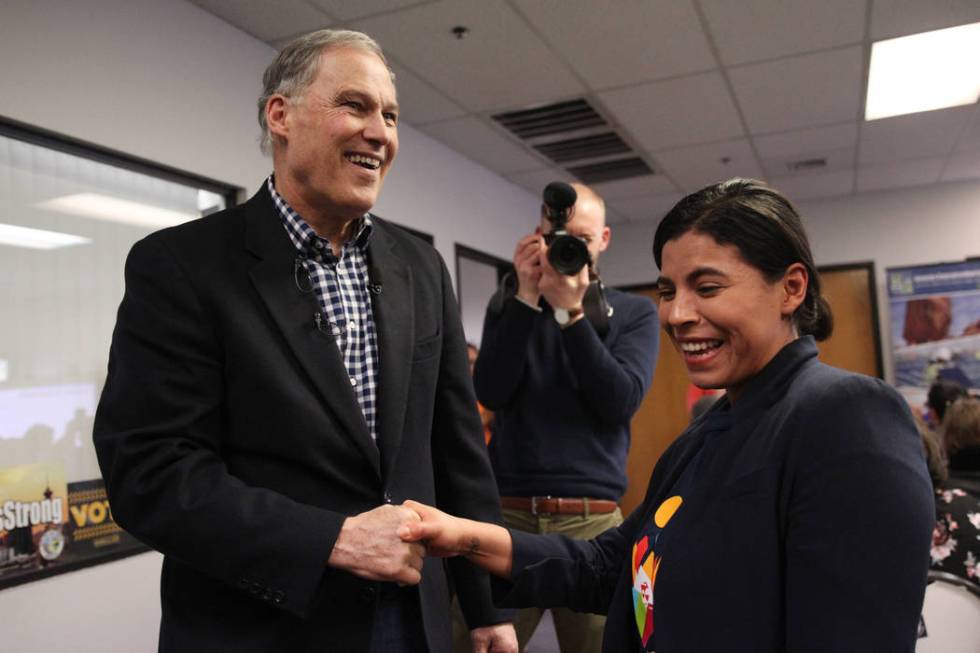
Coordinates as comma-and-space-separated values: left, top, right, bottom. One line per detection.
0, 385, 145, 590
887, 260, 980, 414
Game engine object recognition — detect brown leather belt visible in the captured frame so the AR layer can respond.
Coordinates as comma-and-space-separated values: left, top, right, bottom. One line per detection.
500, 496, 618, 516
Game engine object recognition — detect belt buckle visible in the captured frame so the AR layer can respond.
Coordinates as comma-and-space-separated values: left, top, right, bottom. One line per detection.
530, 495, 553, 516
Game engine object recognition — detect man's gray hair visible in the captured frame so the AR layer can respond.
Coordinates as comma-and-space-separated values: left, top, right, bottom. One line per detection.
257, 29, 394, 155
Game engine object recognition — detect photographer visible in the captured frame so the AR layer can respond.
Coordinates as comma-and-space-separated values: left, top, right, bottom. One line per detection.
472, 183, 659, 652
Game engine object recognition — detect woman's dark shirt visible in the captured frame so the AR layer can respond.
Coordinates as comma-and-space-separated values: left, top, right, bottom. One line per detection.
495, 337, 935, 652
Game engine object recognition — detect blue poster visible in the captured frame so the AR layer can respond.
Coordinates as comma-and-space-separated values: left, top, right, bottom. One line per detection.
887, 260, 980, 406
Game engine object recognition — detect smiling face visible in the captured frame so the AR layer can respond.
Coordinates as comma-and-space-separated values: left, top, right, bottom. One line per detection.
267, 46, 398, 228
656, 231, 807, 402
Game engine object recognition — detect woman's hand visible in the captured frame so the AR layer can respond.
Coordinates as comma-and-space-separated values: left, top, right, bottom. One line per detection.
399, 500, 468, 557
400, 500, 515, 577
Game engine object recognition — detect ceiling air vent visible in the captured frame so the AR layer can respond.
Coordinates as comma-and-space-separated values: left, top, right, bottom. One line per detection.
786, 157, 827, 172
492, 99, 606, 140
566, 157, 653, 184
533, 132, 632, 164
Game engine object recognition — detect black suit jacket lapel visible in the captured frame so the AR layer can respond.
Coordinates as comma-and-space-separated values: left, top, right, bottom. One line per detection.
243, 187, 381, 479
367, 221, 414, 483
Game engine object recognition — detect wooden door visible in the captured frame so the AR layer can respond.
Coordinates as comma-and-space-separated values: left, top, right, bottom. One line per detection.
620, 288, 689, 516
815, 263, 882, 377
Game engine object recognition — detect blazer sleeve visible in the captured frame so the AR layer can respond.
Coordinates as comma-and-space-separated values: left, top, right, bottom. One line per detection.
491, 435, 689, 614
94, 236, 346, 619
429, 255, 514, 628
782, 375, 934, 651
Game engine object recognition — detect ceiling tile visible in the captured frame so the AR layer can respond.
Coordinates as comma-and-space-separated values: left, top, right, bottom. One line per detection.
309, 0, 424, 22
857, 157, 945, 191
859, 105, 974, 165
761, 147, 855, 179
512, 0, 715, 89
387, 62, 467, 125
701, 0, 865, 65
753, 123, 858, 159
351, 0, 584, 112
502, 166, 575, 197
942, 149, 980, 182
870, 0, 980, 40
607, 193, 684, 224
654, 139, 764, 192
730, 47, 863, 134
767, 169, 855, 201
190, 0, 333, 41
419, 116, 544, 174
591, 174, 677, 201
599, 72, 744, 150
956, 108, 980, 151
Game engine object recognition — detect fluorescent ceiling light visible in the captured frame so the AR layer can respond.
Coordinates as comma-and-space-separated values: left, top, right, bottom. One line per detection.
0, 223, 91, 250
36, 193, 198, 229
866, 21, 980, 121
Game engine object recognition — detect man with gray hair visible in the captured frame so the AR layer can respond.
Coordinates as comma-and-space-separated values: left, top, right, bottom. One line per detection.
95, 29, 516, 652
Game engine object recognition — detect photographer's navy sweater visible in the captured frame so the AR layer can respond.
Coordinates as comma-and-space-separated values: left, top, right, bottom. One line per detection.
474, 288, 659, 501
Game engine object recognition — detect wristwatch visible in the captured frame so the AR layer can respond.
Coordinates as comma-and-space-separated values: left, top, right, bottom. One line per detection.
553, 306, 584, 328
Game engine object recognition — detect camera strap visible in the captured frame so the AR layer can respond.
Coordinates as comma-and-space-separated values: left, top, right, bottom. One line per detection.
488, 270, 519, 316
583, 278, 612, 338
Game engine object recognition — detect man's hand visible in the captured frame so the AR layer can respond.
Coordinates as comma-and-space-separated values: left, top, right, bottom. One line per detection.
538, 245, 589, 315
327, 504, 425, 585
470, 622, 518, 653
513, 233, 544, 306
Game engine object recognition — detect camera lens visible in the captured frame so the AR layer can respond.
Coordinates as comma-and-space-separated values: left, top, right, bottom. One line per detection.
548, 234, 589, 275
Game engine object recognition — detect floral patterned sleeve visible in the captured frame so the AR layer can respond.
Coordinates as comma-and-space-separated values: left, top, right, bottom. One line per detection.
931, 487, 980, 585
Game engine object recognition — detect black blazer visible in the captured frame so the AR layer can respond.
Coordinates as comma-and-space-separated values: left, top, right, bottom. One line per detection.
495, 337, 935, 652
94, 186, 505, 651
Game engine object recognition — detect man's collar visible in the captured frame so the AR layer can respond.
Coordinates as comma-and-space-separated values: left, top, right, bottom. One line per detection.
266, 175, 373, 257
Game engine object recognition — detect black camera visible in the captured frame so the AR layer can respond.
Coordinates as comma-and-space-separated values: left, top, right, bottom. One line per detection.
541, 181, 590, 276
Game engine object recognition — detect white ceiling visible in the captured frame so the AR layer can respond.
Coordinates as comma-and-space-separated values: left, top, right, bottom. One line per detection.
190, 0, 980, 224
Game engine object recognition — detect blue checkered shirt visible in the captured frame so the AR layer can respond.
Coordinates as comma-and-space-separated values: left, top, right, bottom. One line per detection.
267, 176, 380, 443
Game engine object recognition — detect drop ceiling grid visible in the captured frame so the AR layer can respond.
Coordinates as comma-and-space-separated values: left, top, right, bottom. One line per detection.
187, 0, 980, 218
189, 0, 335, 40
349, 0, 585, 113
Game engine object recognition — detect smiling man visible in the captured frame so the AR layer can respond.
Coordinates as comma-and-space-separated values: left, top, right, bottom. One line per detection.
94, 30, 515, 653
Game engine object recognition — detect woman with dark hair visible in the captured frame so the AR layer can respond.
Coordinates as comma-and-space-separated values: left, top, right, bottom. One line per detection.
931, 397, 980, 586
400, 179, 934, 652
926, 378, 968, 427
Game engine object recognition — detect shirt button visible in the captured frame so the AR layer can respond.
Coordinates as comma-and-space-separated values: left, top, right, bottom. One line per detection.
350, 377, 357, 386
314, 240, 324, 249
348, 321, 357, 331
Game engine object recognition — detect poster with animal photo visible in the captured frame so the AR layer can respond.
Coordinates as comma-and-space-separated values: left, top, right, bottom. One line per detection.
887, 260, 980, 415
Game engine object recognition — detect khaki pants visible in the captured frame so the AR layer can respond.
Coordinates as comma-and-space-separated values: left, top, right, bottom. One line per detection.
452, 506, 623, 653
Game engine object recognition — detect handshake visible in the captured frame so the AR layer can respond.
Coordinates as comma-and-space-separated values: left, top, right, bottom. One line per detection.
327, 500, 486, 586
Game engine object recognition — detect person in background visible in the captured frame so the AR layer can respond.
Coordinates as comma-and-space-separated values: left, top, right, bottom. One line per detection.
473, 183, 659, 652
913, 410, 948, 490
926, 378, 968, 430
93, 28, 515, 653
401, 178, 934, 652
468, 343, 495, 445
931, 396, 980, 587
